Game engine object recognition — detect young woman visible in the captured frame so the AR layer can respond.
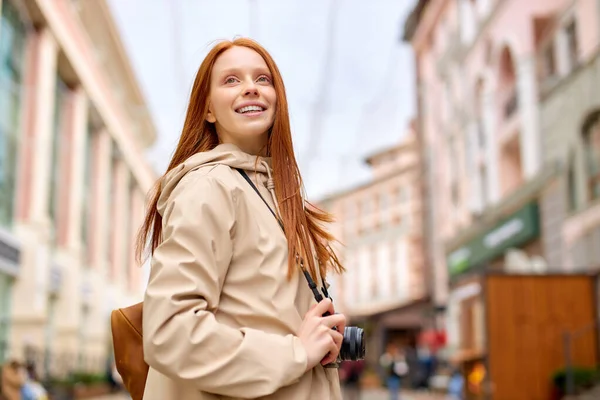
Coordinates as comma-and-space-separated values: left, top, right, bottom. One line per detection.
137, 38, 347, 400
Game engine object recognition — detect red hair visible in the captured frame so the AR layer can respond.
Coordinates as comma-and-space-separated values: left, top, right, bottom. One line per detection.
136, 38, 344, 280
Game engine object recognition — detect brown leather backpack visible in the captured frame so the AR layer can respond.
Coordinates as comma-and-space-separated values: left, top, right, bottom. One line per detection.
110, 302, 148, 400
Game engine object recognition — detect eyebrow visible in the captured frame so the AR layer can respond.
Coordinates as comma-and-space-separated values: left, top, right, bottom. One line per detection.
219, 67, 271, 76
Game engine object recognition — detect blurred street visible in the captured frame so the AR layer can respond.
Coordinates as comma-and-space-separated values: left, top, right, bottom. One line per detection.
88, 395, 130, 400
88, 390, 449, 400
351, 389, 446, 400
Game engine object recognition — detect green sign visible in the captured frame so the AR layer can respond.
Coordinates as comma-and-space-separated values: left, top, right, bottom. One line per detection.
447, 202, 540, 277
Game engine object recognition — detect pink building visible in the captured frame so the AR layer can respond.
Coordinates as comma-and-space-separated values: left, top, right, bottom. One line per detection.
403, 0, 600, 391
0, 0, 156, 372
317, 121, 429, 366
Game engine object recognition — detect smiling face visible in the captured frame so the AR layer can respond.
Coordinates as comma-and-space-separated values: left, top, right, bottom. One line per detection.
207, 46, 277, 155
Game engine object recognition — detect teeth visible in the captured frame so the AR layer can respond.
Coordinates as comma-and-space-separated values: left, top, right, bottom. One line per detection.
237, 105, 264, 113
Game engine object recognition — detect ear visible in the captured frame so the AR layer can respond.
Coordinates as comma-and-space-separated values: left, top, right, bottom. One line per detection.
206, 103, 216, 123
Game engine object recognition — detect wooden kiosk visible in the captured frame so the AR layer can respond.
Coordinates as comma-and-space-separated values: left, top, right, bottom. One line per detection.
447, 272, 598, 400
444, 201, 599, 398
452, 272, 599, 400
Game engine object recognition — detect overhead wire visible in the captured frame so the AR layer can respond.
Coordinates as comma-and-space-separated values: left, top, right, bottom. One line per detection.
300, 0, 341, 184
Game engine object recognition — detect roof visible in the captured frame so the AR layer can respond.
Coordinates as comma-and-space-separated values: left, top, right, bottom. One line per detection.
315, 161, 419, 205
402, 0, 430, 42
364, 121, 417, 166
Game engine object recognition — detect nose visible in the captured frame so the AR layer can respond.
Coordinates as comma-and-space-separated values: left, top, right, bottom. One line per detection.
243, 81, 259, 96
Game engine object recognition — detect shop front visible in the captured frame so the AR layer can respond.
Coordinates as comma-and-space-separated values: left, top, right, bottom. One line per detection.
443, 202, 598, 399
445, 202, 542, 400
0, 228, 20, 363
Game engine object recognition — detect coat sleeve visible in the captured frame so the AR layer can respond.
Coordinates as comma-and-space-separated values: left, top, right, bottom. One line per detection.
142, 174, 308, 397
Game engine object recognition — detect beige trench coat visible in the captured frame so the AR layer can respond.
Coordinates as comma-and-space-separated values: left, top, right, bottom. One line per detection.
142, 144, 342, 400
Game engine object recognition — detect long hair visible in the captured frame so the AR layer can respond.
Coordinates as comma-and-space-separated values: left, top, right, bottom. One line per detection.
135, 38, 344, 280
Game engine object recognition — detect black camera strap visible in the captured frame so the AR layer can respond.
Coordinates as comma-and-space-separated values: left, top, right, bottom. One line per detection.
235, 168, 331, 303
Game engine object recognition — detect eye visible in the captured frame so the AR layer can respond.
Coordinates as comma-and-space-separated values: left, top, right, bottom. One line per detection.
257, 75, 271, 83
224, 76, 238, 84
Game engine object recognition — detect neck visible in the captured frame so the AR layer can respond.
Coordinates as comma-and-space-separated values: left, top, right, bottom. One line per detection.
220, 136, 268, 157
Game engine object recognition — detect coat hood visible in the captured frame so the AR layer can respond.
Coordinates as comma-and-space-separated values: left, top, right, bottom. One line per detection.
158, 143, 274, 216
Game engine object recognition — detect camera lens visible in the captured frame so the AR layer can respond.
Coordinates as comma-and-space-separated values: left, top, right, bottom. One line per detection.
339, 326, 365, 361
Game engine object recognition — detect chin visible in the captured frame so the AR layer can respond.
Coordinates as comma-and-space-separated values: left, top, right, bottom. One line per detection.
237, 124, 272, 138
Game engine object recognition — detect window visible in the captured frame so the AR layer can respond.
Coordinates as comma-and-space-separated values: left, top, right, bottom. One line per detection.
475, 80, 485, 149
442, 82, 451, 123
78, 303, 89, 368
43, 295, 58, 373
504, 90, 518, 119
543, 44, 556, 80
380, 191, 388, 210
567, 155, 577, 212
565, 19, 578, 69
0, 274, 13, 363
584, 113, 600, 201
449, 136, 461, 206
452, 183, 460, 207
393, 213, 403, 226
344, 201, 355, 235
499, 47, 518, 119
108, 144, 119, 269
389, 242, 397, 293
0, 0, 26, 228
81, 119, 94, 263
369, 246, 377, 299
124, 176, 135, 288
397, 186, 408, 203
484, 38, 493, 65
465, 133, 473, 172
449, 136, 460, 183
479, 164, 488, 208
476, 118, 485, 149
362, 197, 371, 215
345, 201, 355, 220
379, 191, 389, 226
49, 76, 68, 244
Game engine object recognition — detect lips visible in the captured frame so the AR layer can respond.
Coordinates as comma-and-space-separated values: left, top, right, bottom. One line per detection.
235, 102, 268, 114
236, 105, 265, 114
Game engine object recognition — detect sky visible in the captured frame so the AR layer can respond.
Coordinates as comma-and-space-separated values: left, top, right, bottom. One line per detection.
106, 0, 417, 200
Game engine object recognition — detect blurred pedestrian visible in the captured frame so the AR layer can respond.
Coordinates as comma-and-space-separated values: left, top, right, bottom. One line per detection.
339, 360, 364, 400
105, 358, 123, 393
415, 343, 435, 390
20, 361, 47, 400
379, 344, 408, 400
1, 359, 26, 400
447, 366, 464, 400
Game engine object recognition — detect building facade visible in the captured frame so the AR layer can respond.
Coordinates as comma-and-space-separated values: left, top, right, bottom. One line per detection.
0, 0, 156, 375
537, 1, 600, 272
402, 0, 600, 392
318, 122, 430, 368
